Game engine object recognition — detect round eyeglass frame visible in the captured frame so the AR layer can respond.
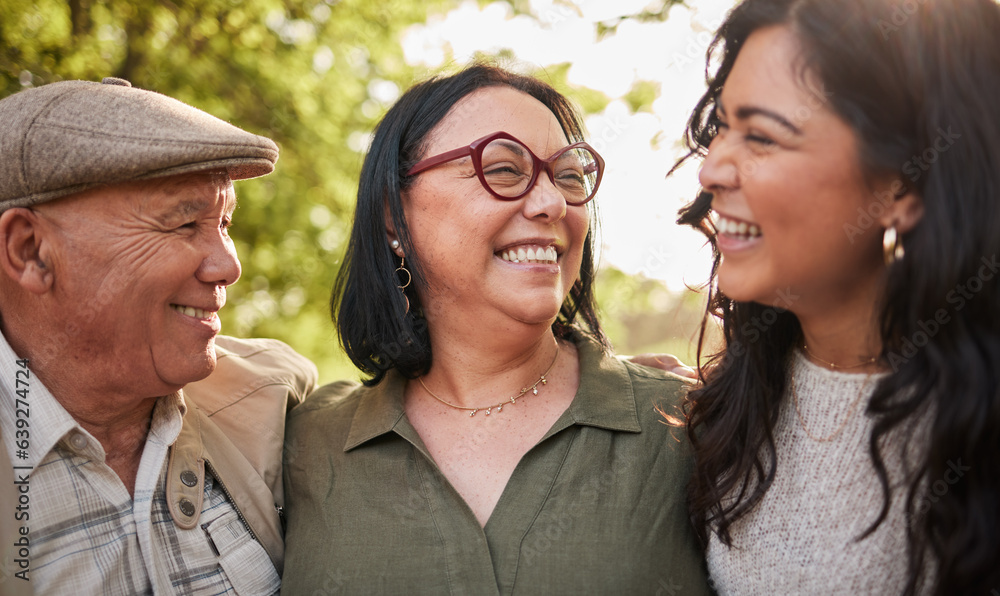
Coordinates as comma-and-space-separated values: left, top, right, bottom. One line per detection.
405, 131, 605, 206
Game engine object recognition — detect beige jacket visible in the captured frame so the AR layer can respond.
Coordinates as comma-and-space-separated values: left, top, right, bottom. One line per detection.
0, 335, 317, 595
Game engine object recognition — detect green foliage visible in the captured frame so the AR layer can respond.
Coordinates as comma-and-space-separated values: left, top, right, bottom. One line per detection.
593, 0, 686, 39
624, 79, 660, 114
1, 0, 455, 382
595, 266, 717, 367
526, 61, 610, 115
1, 0, 708, 381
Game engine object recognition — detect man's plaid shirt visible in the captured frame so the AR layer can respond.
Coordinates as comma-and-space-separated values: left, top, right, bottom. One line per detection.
0, 332, 280, 595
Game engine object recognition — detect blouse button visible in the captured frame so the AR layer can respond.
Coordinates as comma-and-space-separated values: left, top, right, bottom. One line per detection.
68, 433, 88, 451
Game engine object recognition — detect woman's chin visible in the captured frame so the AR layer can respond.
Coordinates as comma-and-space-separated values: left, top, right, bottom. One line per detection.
717, 272, 757, 304
505, 304, 563, 328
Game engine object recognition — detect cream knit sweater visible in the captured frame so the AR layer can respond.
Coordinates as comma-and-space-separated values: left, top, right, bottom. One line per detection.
707, 351, 927, 595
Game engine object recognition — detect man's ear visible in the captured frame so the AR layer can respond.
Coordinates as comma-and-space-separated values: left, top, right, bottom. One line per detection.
0, 208, 54, 294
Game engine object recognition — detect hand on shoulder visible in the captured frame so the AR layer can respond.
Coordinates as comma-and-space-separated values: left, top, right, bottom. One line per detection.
625, 353, 698, 381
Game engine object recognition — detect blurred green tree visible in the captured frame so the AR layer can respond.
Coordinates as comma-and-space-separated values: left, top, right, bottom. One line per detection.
1, 0, 704, 381
1, 0, 459, 381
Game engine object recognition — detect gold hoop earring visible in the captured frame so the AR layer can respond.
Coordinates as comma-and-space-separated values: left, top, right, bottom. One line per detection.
883, 225, 905, 266
395, 256, 411, 314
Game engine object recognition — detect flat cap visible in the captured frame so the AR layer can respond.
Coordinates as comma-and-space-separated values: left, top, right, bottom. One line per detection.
0, 77, 278, 210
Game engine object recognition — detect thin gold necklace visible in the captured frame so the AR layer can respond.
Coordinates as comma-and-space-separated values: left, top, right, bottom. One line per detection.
790, 367, 874, 442
417, 347, 560, 418
802, 343, 878, 370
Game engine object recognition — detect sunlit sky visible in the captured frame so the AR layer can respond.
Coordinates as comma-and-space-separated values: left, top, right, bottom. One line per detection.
399, 0, 738, 291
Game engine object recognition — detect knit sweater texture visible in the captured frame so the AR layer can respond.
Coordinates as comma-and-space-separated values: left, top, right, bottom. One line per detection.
707, 351, 929, 595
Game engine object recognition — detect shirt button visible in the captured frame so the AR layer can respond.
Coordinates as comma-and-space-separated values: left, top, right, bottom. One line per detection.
68, 433, 88, 451
178, 498, 196, 517
180, 470, 198, 487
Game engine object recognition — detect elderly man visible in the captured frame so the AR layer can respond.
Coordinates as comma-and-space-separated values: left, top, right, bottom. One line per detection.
0, 78, 316, 595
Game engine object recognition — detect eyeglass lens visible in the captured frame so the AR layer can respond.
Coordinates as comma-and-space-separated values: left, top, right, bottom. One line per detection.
480, 138, 600, 203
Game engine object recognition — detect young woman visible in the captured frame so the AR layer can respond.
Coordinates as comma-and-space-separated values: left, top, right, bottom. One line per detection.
673, 0, 1000, 593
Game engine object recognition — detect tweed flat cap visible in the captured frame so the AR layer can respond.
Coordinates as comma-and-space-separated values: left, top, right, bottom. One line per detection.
0, 77, 278, 210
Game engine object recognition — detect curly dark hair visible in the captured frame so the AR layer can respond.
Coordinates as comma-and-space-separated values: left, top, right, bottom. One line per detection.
672, 0, 1000, 594
334, 63, 608, 385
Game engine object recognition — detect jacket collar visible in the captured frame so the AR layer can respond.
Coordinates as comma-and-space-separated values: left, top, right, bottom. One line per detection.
343, 330, 641, 453
167, 393, 285, 573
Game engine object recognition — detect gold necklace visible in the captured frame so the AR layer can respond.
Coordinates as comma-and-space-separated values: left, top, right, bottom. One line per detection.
790, 368, 874, 442
802, 343, 878, 370
417, 348, 560, 417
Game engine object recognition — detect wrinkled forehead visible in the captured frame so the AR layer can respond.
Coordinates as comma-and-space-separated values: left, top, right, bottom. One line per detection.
38, 170, 236, 222
148, 170, 235, 206
147, 171, 236, 218
424, 86, 570, 157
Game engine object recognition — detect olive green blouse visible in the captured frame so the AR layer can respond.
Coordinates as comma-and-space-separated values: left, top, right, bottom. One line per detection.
282, 332, 711, 595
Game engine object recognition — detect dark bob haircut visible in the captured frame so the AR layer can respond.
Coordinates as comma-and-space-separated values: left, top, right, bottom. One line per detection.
334, 64, 608, 385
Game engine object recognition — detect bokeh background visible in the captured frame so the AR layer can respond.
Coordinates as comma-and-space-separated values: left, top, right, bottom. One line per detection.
0, 0, 731, 382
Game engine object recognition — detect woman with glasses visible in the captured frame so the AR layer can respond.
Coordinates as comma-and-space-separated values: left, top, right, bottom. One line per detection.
671, 0, 1000, 593
281, 64, 711, 593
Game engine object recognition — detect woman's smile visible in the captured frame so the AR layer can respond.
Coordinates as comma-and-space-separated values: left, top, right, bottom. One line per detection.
497, 244, 558, 265
712, 210, 763, 254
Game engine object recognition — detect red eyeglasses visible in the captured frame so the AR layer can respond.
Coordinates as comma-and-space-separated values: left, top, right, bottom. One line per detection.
406, 131, 604, 206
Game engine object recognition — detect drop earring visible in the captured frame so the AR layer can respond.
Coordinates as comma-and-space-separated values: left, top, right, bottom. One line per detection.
396, 256, 411, 314
882, 225, 904, 265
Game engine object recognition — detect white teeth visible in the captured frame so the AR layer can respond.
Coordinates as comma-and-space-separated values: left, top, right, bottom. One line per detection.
499, 245, 559, 265
172, 304, 213, 319
716, 215, 762, 239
